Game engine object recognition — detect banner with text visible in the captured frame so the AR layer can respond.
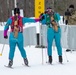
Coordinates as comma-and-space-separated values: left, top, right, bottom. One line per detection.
35, 0, 45, 18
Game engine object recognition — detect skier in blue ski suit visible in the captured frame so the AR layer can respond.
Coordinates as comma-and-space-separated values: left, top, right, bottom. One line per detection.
40, 7, 63, 64
4, 8, 39, 67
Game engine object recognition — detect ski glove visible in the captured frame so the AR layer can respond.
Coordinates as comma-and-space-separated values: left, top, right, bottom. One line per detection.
39, 13, 45, 21
40, 15, 45, 21
4, 29, 8, 39
4, 35, 8, 39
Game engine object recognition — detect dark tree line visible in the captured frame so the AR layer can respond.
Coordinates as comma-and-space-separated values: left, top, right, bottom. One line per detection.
0, 0, 76, 22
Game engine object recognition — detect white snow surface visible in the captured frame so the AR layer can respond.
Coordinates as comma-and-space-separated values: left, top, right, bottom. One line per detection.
0, 44, 76, 75
0, 20, 76, 75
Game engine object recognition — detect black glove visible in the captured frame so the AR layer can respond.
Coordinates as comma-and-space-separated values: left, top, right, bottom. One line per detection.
4, 35, 8, 39
40, 15, 45, 21
42, 16, 45, 20
39, 13, 45, 21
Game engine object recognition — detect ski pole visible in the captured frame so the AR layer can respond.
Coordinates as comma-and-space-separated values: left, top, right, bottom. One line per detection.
42, 46, 44, 64
44, 26, 48, 63
41, 25, 44, 64
45, 47, 48, 63
40, 23, 44, 64
64, 50, 69, 62
0, 43, 5, 56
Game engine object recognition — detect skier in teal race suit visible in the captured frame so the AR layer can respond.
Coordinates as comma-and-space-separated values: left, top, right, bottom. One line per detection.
40, 7, 63, 64
4, 8, 39, 67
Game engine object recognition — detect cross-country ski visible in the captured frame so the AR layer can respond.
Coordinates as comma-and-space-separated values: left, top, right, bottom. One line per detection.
4, 65, 14, 69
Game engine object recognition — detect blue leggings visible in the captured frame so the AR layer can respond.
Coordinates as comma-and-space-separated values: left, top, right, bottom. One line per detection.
9, 32, 26, 60
47, 27, 62, 56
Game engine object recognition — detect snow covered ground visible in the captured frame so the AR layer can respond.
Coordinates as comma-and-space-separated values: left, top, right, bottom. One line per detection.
0, 19, 76, 75
0, 44, 76, 75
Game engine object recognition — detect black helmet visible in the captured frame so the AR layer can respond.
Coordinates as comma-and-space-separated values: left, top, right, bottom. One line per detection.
69, 4, 74, 9
14, 8, 20, 14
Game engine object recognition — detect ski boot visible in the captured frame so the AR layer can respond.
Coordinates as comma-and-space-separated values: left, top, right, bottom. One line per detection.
24, 58, 29, 66
59, 56, 63, 63
66, 49, 71, 52
48, 56, 52, 64
8, 60, 13, 67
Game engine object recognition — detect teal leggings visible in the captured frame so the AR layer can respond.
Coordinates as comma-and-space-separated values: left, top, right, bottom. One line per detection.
9, 32, 26, 60
47, 27, 62, 56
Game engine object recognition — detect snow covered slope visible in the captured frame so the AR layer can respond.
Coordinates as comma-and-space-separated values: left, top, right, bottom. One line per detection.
0, 45, 76, 75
